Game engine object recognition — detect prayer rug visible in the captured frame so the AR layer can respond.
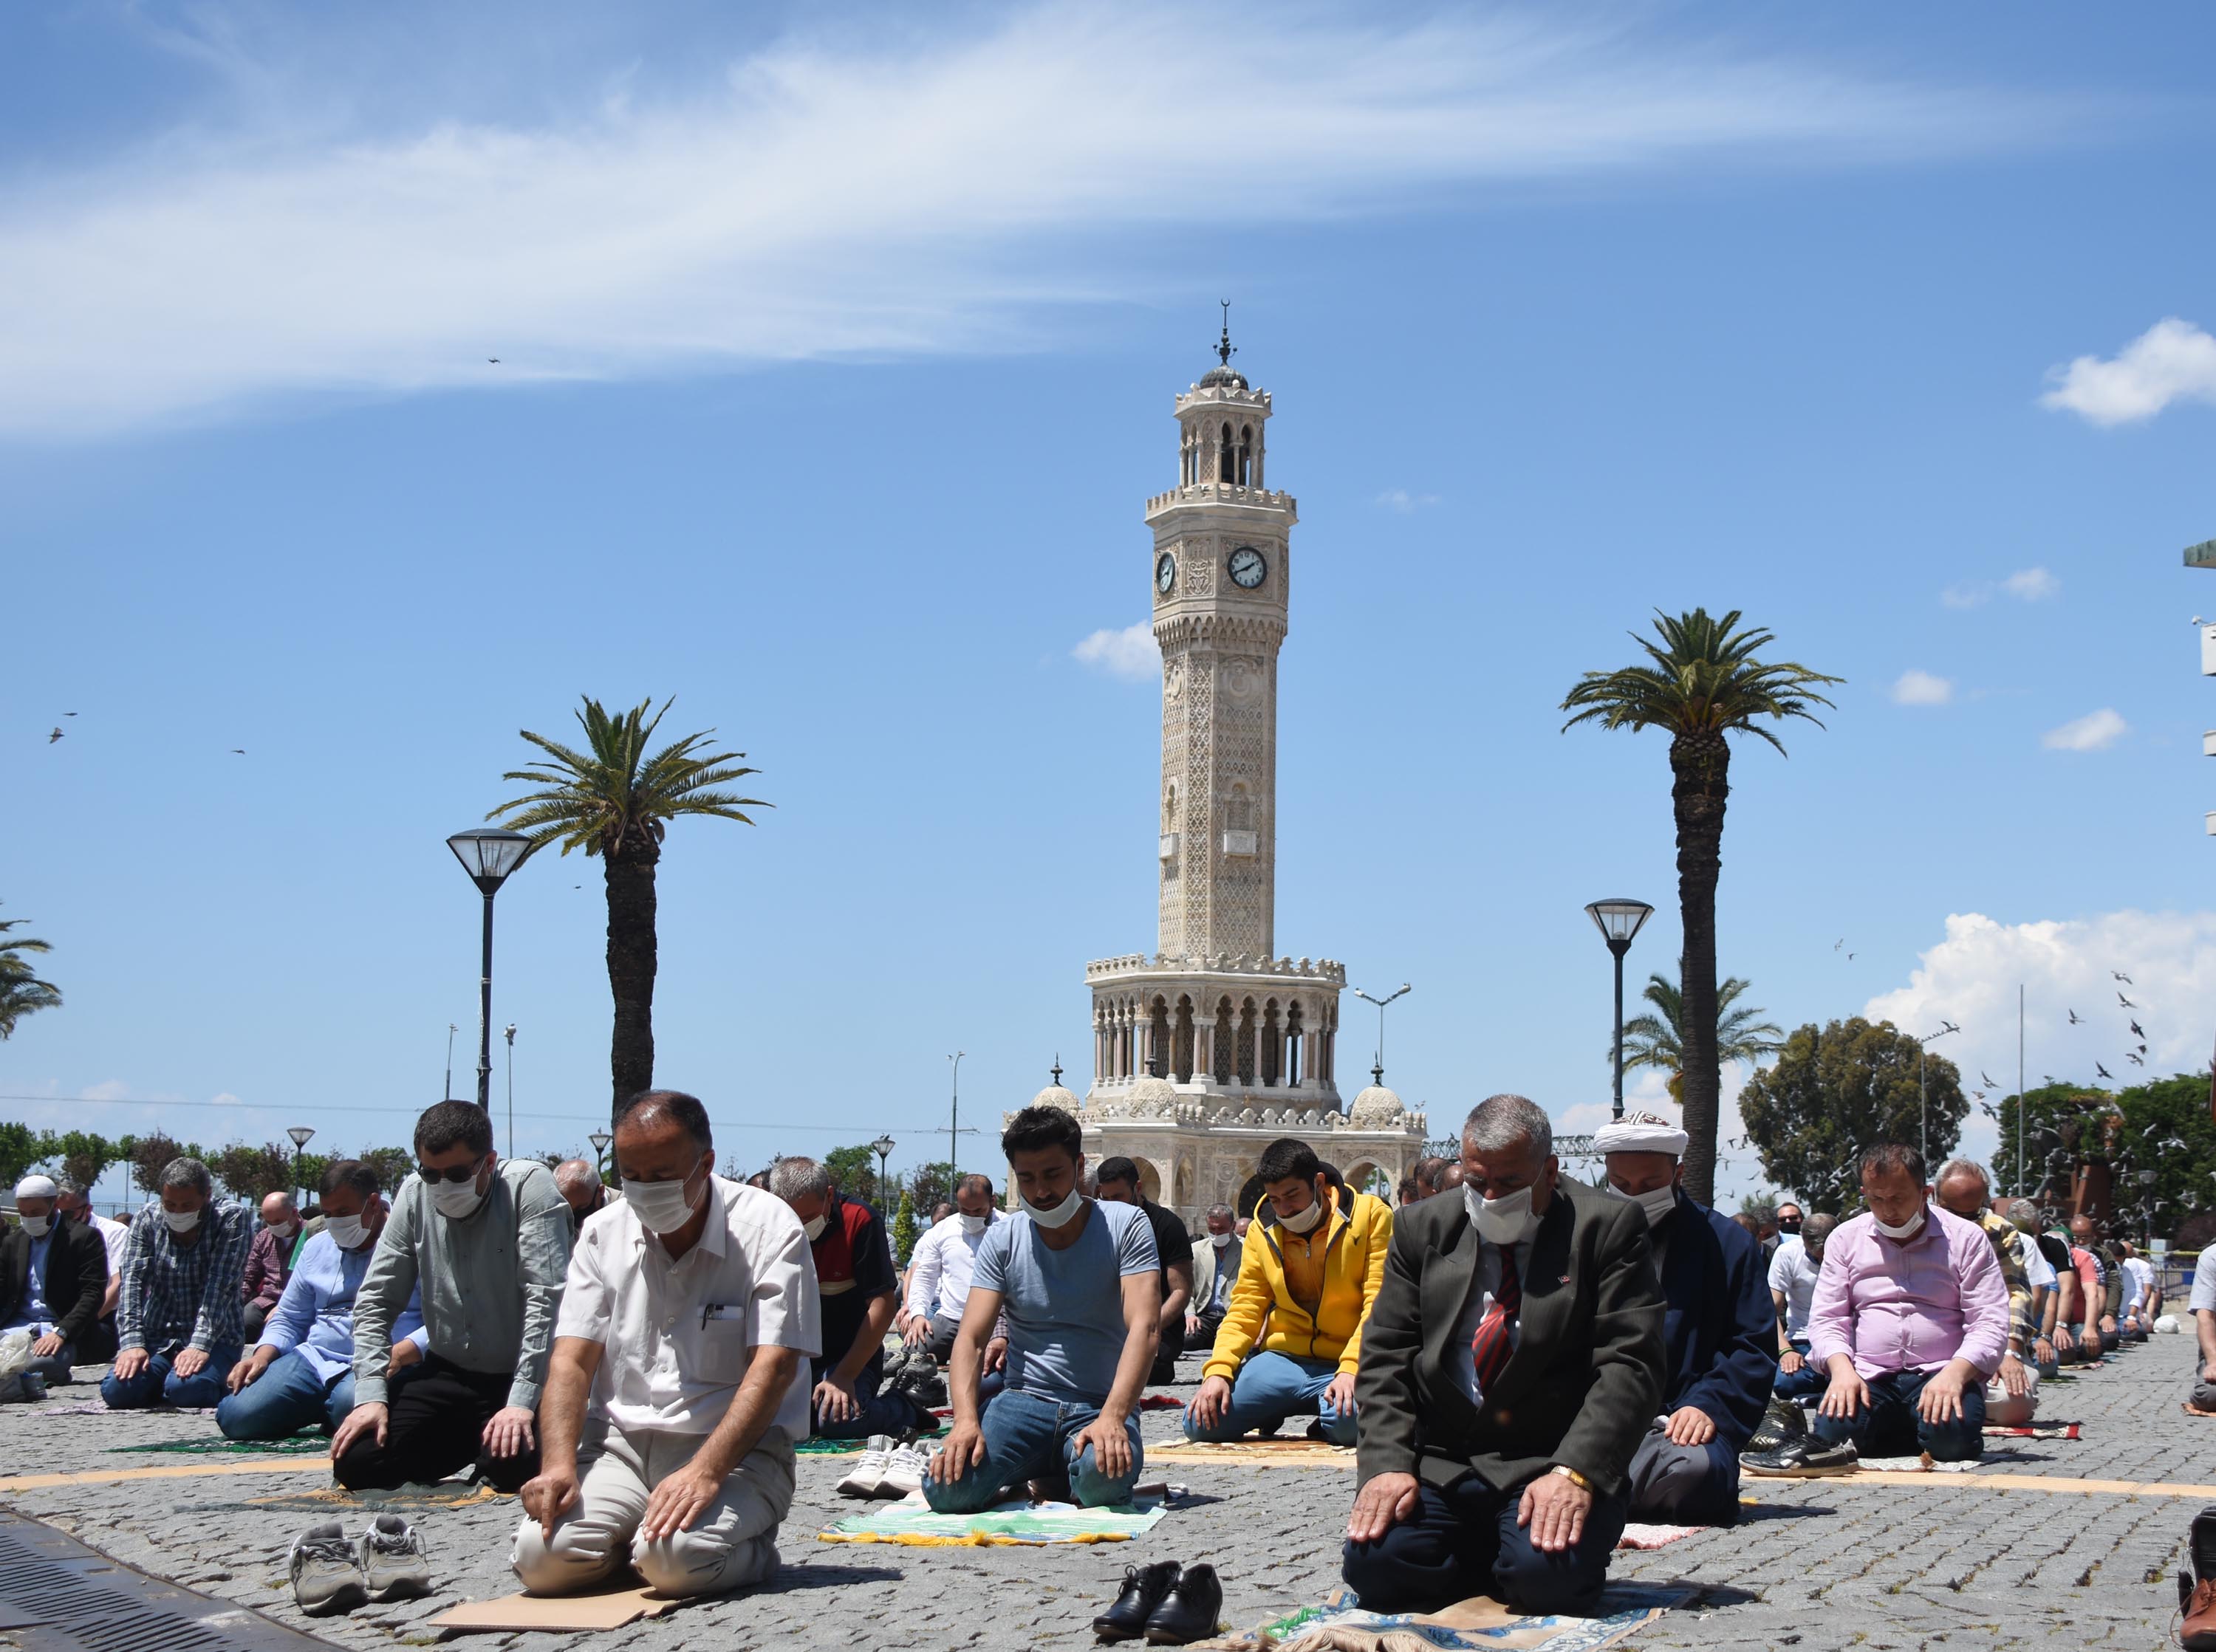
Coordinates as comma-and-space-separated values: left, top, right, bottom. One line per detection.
1982, 1423, 2081, 1439
42, 1401, 218, 1416
795, 1427, 945, 1456
1194, 1582, 1694, 1651
1615, 1522, 1705, 1550
105, 1430, 328, 1456
818, 1490, 1172, 1547
1151, 1438, 1355, 1469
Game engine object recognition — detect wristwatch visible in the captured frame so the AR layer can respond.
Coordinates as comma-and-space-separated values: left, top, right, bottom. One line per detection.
1549, 1464, 1592, 1492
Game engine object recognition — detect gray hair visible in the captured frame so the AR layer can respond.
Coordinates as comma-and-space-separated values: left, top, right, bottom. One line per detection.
1802, 1212, 1839, 1248
56, 1179, 89, 1200
2005, 1197, 2042, 1230
1935, 1158, 1990, 1197
553, 1159, 599, 1196
1205, 1203, 1234, 1222
1461, 1094, 1553, 1159
767, 1156, 830, 1202
160, 1156, 213, 1197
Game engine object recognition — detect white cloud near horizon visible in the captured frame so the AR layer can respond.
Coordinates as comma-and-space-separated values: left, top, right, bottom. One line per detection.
1073, 622, 1159, 681
0, 5, 2078, 437
2043, 707, 2127, 751
2042, 318, 2216, 425
1891, 668, 1954, 706
1941, 566, 2059, 609
1377, 488, 1441, 513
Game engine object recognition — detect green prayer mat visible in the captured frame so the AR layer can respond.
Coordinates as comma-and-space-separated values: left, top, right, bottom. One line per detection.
818, 1494, 1169, 1546
109, 1431, 329, 1456
796, 1427, 945, 1456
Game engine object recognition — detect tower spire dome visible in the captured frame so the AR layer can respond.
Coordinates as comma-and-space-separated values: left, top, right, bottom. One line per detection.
1199, 300, 1248, 391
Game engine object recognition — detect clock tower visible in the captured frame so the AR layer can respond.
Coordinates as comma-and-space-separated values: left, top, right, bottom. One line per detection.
1056, 319, 1421, 1223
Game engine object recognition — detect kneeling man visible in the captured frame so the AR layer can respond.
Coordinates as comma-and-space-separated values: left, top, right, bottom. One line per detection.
1596, 1116, 1771, 1525
0, 1174, 110, 1386
1345, 1095, 1663, 1617
1185, 1138, 1392, 1447
926, 1105, 1159, 1511
514, 1090, 818, 1598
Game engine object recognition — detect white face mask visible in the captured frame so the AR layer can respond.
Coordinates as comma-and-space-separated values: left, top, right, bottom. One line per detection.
265, 1220, 298, 1240
960, 1212, 991, 1235
801, 1212, 829, 1242
626, 1171, 705, 1236
1278, 1191, 1327, 1235
19, 1214, 51, 1238
1210, 1232, 1232, 1250
1467, 1182, 1542, 1247
325, 1213, 372, 1251
163, 1206, 202, 1233
1873, 1206, 1927, 1241
428, 1172, 489, 1221
1610, 1182, 1679, 1230
1026, 1187, 1084, 1229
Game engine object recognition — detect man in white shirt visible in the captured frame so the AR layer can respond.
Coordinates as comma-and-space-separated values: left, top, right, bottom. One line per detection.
513, 1091, 818, 1599
2118, 1244, 2157, 1338
1766, 1213, 1833, 1402
903, 1175, 1005, 1364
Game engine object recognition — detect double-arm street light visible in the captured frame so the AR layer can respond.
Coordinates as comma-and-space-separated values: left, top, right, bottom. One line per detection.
445, 828, 532, 1112
1916, 1021, 1960, 1163
1584, 899, 1655, 1122
1349, 984, 1412, 1086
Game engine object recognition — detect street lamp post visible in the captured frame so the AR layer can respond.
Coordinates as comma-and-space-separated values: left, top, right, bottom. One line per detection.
946, 1052, 965, 1199
589, 1131, 612, 1182
1349, 984, 1412, 1086
1584, 899, 1655, 1122
445, 828, 533, 1112
286, 1125, 315, 1207
872, 1134, 897, 1218
504, 1024, 517, 1160
1915, 1021, 1960, 1164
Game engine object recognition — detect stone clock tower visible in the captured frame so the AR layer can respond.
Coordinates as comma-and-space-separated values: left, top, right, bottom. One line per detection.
1042, 319, 1426, 1221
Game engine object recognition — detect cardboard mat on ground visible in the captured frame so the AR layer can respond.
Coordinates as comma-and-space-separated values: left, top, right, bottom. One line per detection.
429, 1583, 677, 1632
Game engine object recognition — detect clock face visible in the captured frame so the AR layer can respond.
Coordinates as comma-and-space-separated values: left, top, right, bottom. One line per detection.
1228, 546, 1268, 589
1156, 552, 1177, 594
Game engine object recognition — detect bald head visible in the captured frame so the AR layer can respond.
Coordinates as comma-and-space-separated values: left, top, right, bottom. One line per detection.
553, 1158, 605, 1222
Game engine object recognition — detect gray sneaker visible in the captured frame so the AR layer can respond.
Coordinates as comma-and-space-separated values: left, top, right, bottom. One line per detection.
357, 1512, 431, 1603
289, 1522, 368, 1617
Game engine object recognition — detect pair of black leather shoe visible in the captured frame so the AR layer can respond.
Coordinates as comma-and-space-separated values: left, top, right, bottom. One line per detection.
1093, 1560, 1221, 1645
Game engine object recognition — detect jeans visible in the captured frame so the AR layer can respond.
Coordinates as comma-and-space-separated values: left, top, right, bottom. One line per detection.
810, 1352, 929, 1442
923, 1388, 1143, 1512
1341, 1471, 1627, 1616
1772, 1338, 1825, 1402
1810, 1366, 1984, 1461
1182, 1351, 1355, 1445
101, 1343, 242, 1410
215, 1350, 355, 1440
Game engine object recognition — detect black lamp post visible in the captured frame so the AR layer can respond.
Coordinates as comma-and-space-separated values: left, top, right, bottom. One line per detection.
1584, 899, 1655, 1120
872, 1134, 897, 1217
447, 828, 532, 1112
287, 1125, 315, 1206
589, 1130, 612, 1183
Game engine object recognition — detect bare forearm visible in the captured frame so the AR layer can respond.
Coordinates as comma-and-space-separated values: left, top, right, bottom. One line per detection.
835, 1293, 897, 1385
1104, 1316, 1157, 1423
536, 1348, 596, 1471
696, 1346, 800, 1479
2197, 1312, 2216, 1370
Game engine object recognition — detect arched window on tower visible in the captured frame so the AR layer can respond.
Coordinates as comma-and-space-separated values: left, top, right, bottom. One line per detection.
1285, 1001, 1304, 1086
1182, 426, 1197, 484
1218, 421, 1235, 482
1214, 995, 1235, 1084
1174, 995, 1195, 1083
1237, 425, 1252, 487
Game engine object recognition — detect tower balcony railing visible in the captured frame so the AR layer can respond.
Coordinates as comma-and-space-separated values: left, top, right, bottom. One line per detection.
1086, 952, 1346, 984
1144, 481, 1296, 518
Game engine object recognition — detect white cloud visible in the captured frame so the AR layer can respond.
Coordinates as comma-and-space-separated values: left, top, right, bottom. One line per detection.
1891, 668, 1954, 706
2042, 707, 2127, 751
2002, 566, 2059, 600
0, 7, 2069, 437
1072, 623, 1158, 681
79, 1080, 134, 1102
1376, 489, 1440, 513
1940, 583, 1991, 610
209, 1091, 244, 1106
2041, 318, 2216, 426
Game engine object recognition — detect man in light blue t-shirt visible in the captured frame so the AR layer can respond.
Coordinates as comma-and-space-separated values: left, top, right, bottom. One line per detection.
926, 1106, 1160, 1511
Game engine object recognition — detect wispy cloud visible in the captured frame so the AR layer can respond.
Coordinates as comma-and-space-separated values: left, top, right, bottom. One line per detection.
1376, 488, 1440, 513
0, 6, 2073, 437
1940, 566, 2059, 609
1073, 623, 1158, 681
1891, 668, 1954, 706
2042, 318, 2216, 426
2042, 707, 2127, 752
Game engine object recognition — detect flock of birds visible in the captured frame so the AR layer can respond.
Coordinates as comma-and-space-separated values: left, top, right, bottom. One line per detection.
47, 713, 244, 755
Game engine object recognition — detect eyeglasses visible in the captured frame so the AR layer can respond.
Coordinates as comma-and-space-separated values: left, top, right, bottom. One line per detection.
417, 1154, 489, 1185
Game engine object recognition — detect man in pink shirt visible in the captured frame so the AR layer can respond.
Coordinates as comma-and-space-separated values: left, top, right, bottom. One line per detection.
1745, 1145, 2008, 1476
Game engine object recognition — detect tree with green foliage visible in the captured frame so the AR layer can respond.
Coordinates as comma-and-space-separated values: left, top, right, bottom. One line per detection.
1989, 1075, 2216, 1241
823, 1143, 883, 1210
906, 1162, 952, 1219
128, 1133, 210, 1195
0, 905, 63, 1041
1616, 973, 1784, 1103
892, 1187, 919, 1267
354, 1146, 417, 1197
1737, 1018, 1967, 1212
1562, 609, 1841, 1204
489, 696, 768, 1108
0, 1122, 39, 1189
0, 1125, 129, 1193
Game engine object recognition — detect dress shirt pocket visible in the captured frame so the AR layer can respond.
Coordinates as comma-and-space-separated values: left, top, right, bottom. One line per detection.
694, 1304, 752, 1382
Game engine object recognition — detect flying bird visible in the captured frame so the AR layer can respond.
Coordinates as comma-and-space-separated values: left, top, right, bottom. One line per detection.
1983, 1072, 2000, 1089
2127, 1052, 2145, 1066
2130, 1019, 2146, 1039
63, 711, 76, 717
1847, 952, 1856, 961
230, 748, 245, 755
48, 727, 62, 743
1833, 939, 1844, 951
2096, 1062, 2114, 1080
2119, 993, 2138, 1008
1940, 1020, 1960, 1035
488, 357, 500, 363
2114, 970, 2135, 984
2068, 1010, 2082, 1024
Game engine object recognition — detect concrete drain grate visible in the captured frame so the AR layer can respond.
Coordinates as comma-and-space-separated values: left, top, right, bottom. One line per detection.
0, 1509, 343, 1652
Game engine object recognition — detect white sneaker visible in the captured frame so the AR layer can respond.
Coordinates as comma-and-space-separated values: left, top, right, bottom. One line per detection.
877, 1442, 929, 1498
289, 1521, 368, 1617
838, 1434, 896, 1498
357, 1512, 432, 1603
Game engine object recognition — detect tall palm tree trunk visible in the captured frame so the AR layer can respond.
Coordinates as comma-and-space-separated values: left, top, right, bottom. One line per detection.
604, 829, 661, 1109
1669, 730, 1731, 1204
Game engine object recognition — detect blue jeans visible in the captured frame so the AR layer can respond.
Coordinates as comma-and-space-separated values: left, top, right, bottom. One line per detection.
214, 1350, 355, 1440
101, 1343, 242, 1411
923, 1388, 1142, 1512
1810, 1366, 1984, 1461
1772, 1338, 1825, 1402
1183, 1351, 1355, 1445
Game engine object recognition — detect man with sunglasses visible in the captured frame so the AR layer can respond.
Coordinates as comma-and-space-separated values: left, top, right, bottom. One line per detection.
331, 1102, 572, 1491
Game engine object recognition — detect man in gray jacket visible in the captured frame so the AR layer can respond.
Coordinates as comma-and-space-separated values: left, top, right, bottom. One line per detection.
331, 1102, 571, 1491
1185, 1204, 1242, 1356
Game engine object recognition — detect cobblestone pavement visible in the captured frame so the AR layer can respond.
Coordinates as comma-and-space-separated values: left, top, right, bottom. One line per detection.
1, 1337, 2209, 1651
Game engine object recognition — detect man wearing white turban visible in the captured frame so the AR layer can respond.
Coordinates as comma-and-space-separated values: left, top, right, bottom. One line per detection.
1593, 1115, 1774, 1525
3, 1173, 114, 1385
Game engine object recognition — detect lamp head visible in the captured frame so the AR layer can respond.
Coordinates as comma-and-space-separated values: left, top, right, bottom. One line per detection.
287, 1126, 315, 1149
1584, 899, 1654, 950
447, 828, 533, 896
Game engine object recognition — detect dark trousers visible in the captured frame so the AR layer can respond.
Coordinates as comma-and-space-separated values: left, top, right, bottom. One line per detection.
1810, 1366, 1983, 1461
1341, 1472, 1627, 1617
334, 1354, 538, 1492
242, 1301, 275, 1345
1149, 1320, 1183, 1386
809, 1351, 930, 1441
78, 1315, 118, 1365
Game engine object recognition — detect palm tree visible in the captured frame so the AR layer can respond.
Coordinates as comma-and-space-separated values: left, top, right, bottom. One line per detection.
1562, 609, 1839, 1202
488, 697, 767, 1108
1615, 973, 1785, 1103
0, 905, 62, 1040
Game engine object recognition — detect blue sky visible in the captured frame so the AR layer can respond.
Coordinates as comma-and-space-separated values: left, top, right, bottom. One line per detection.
7, 3, 2216, 1212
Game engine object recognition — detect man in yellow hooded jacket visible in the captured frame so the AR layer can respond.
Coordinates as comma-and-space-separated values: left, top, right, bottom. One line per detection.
1183, 1138, 1393, 1446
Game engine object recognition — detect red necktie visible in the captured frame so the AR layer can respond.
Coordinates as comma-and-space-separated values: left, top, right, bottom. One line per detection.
1469, 1248, 1521, 1396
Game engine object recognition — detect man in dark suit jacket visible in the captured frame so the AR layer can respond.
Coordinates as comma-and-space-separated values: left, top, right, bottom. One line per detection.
2, 1174, 113, 1384
1346, 1095, 1665, 1617
1594, 1115, 1774, 1525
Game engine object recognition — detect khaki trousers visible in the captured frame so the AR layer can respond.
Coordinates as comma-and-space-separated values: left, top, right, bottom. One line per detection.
510, 1420, 795, 1598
